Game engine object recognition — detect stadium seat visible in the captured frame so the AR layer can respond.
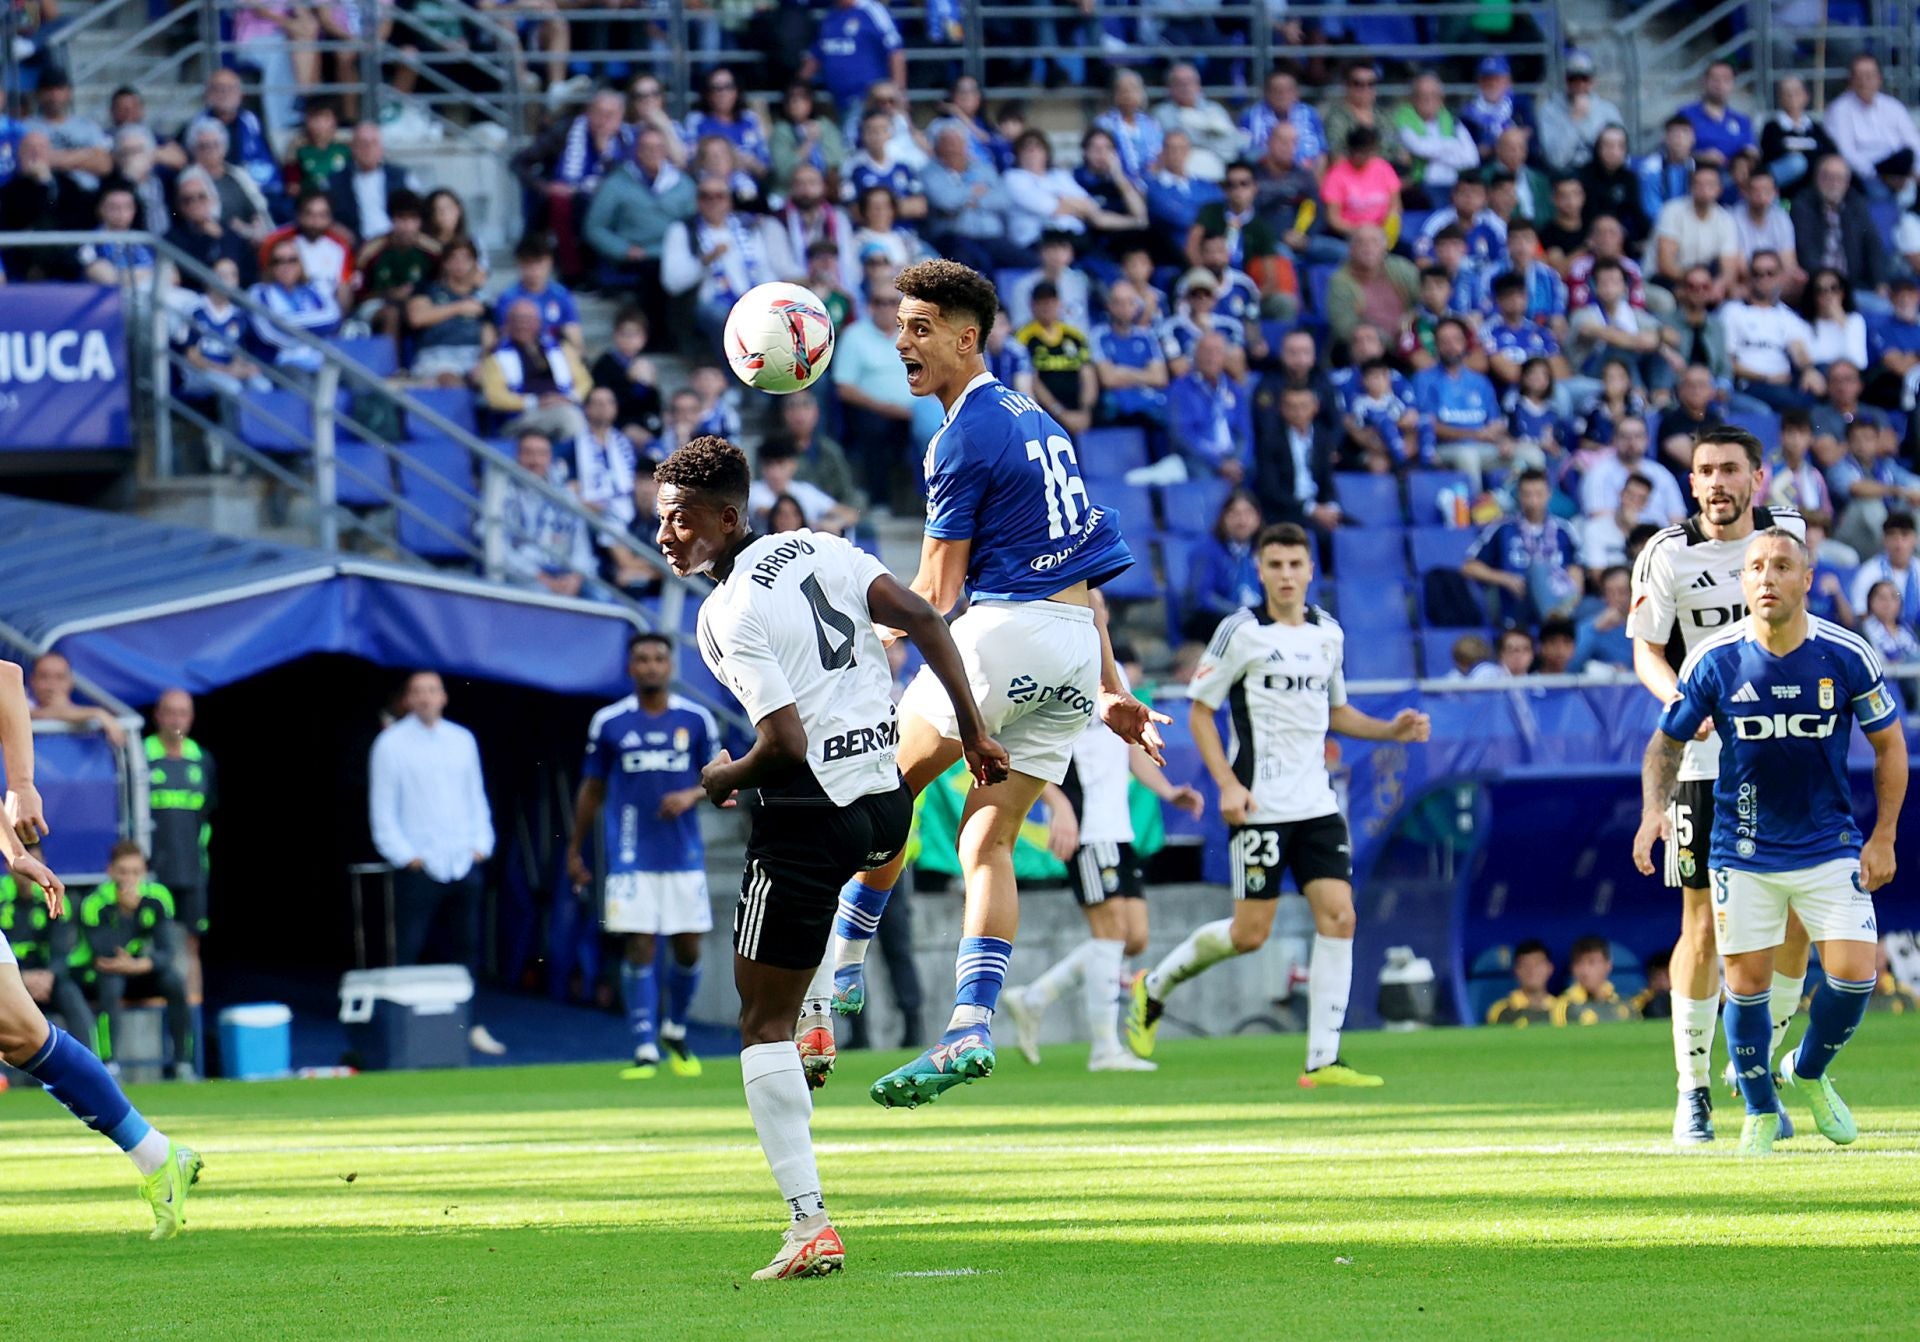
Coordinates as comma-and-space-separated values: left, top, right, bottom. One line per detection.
1344, 637, 1417, 680
406, 387, 479, 440
1160, 478, 1231, 535
1306, 264, 1336, 317
1331, 527, 1408, 580
331, 441, 395, 509
1159, 533, 1197, 640
1466, 945, 1517, 1024
1102, 543, 1159, 601
1409, 526, 1476, 574
1724, 408, 1780, 445
1870, 199, 1900, 249
1334, 474, 1405, 527
1608, 942, 1648, 1001
330, 336, 400, 378
396, 440, 477, 563
1419, 627, 1488, 677
1333, 579, 1414, 633
1106, 483, 1158, 542
1079, 426, 1149, 480
237, 388, 313, 455
1407, 469, 1473, 527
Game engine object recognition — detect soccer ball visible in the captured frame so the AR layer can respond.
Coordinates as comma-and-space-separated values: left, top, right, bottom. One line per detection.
724, 282, 836, 394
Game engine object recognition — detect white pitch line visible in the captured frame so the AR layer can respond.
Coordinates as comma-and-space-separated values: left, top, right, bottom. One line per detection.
892, 1268, 996, 1278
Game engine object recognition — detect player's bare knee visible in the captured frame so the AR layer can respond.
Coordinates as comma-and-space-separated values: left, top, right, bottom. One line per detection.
625, 935, 656, 965
0, 1001, 47, 1059
1318, 906, 1357, 939
1123, 933, 1148, 957
1230, 923, 1269, 953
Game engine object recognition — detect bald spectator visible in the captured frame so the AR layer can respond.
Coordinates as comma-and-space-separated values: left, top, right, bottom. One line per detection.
1168, 332, 1252, 484
1790, 154, 1890, 300
28, 653, 125, 747
512, 89, 633, 277
144, 690, 215, 992
0, 131, 92, 280
1153, 62, 1239, 182
1145, 131, 1222, 245
477, 299, 594, 440
1536, 49, 1623, 173
368, 671, 504, 1056
1326, 226, 1419, 349
1390, 73, 1480, 206
327, 121, 420, 243
181, 67, 283, 202
1822, 54, 1920, 201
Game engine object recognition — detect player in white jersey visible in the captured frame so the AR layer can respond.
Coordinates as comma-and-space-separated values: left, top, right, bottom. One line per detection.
1001, 604, 1206, 1072
1628, 425, 1811, 1145
653, 436, 1006, 1281
1124, 523, 1431, 1086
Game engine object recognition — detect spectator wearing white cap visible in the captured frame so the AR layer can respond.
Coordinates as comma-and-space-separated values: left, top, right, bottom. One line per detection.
1537, 50, 1624, 174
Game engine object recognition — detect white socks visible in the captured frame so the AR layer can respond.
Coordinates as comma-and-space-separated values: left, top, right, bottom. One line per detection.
128, 1128, 170, 1177
1672, 995, 1719, 1091
1026, 939, 1099, 1010
1082, 939, 1126, 1055
801, 958, 834, 1024
740, 1042, 825, 1223
1770, 972, 1806, 1062
1305, 934, 1353, 1073
1145, 918, 1239, 1000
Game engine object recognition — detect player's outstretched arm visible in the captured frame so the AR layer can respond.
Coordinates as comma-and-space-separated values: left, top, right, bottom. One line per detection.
0, 660, 47, 846
1632, 729, 1685, 876
1328, 704, 1432, 743
867, 572, 1009, 787
1092, 591, 1169, 765
1861, 722, 1908, 891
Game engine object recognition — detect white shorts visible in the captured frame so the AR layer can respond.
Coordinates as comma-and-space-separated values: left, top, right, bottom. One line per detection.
1709, 858, 1879, 957
896, 599, 1102, 786
604, 870, 713, 936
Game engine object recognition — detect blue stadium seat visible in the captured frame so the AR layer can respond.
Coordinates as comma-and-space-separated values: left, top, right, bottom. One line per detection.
1334, 474, 1405, 527
1407, 469, 1472, 526
1258, 318, 1294, 354
237, 388, 313, 455
330, 336, 399, 378
1101, 544, 1159, 601
1409, 525, 1476, 573
1420, 627, 1488, 677
1160, 478, 1231, 535
396, 441, 477, 562
1870, 199, 1901, 249
406, 387, 479, 440
1159, 533, 1198, 641
1724, 408, 1780, 445
1106, 484, 1158, 542
1079, 426, 1149, 480
1331, 527, 1408, 580
1306, 264, 1336, 317
1608, 942, 1648, 1002
331, 442, 394, 508
1344, 637, 1417, 680
1333, 579, 1413, 633
1466, 945, 1516, 1024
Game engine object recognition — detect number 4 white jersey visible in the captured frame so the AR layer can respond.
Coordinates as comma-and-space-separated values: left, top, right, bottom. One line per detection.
1627, 506, 1803, 782
696, 530, 903, 807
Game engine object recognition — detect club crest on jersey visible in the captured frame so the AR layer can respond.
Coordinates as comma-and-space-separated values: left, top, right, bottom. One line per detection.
1244, 867, 1267, 894
1819, 678, 1835, 709
673, 727, 690, 752
1678, 848, 1696, 880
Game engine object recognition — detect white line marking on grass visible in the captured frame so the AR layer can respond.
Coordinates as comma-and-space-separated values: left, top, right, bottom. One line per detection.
892, 1268, 997, 1278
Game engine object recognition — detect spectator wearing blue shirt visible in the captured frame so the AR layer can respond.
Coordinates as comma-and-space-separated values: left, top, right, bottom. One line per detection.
1329, 324, 1411, 411
1239, 70, 1327, 171
1414, 176, 1501, 264
1161, 273, 1247, 379
1826, 418, 1920, 555
1145, 132, 1222, 258
1347, 358, 1433, 470
1459, 56, 1531, 160
1868, 275, 1920, 407
1805, 521, 1858, 625
1482, 220, 1570, 333
1167, 333, 1253, 484
1572, 564, 1635, 671
1482, 271, 1570, 391
1462, 468, 1585, 624
1635, 118, 1697, 228
79, 185, 155, 285
175, 256, 269, 407
683, 69, 770, 175
183, 69, 283, 206
1505, 358, 1570, 464
1430, 226, 1492, 313
841, 110, 926, 222
493, 236, 583, 350
1181, 489, 1266, 639
1417, 317, 1531, 487
803, 0, 905, 117
1091, 280, 1171, 429
248, 240, 342, 378
1679, 62, 1757, 169
1093, 70, 1165, 185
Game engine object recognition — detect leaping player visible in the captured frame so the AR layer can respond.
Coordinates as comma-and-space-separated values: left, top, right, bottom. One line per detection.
823, 259, 1166, 1110
0, 660, 202, 1237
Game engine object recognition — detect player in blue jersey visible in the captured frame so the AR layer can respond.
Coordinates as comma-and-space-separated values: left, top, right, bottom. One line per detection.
1634, 528, 1907, 1155
828, 259, 1167, 1109
567, 633, 719, 1080
0, 662, 201, 1236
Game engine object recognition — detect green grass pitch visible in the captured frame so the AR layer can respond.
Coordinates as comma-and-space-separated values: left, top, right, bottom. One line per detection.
6, 1021, 1920, 1340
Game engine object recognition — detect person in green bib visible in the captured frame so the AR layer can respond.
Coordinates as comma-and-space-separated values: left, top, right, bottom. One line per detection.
1, 844, 93, 1043
144, 689, 215, 987
81, 841, 194, 1080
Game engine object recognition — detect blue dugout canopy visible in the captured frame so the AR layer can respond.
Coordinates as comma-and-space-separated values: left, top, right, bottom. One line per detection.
0, 497, 644, 706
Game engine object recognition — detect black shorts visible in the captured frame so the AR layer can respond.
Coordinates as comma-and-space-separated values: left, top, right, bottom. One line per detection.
1231, 813, 1352, 900
1665, 778, 1715, 890
1066, 841, 1143, 907
734, 777, 914, 971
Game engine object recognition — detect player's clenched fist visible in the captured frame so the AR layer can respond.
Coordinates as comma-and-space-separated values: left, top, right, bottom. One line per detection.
1631, 808, 1672, 877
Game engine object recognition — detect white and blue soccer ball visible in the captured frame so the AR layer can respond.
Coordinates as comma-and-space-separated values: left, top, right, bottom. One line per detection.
724, 281, 836, 394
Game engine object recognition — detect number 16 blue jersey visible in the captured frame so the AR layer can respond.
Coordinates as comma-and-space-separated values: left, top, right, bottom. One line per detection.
922, 371, 1135, 602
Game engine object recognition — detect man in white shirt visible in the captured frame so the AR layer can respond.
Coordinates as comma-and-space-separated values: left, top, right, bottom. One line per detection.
368, 671, 503, 1054
1721, 248, 1824, 411
1583, 471, 1654, 568
1652, 163, 1742, 297
1579, 416, 1687, 523
1732, 169, 1801, 288
1151, 62, 1239, 182
1822, 53, 1920, 200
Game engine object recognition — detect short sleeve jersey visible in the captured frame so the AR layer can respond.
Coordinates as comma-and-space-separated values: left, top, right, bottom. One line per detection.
1661, 617, 1898, 872
1628, 508, 1805, 780
922, 371, 1135, 602
581, 693, 717, 873
696, 530, 902, 807
1187, 605, 1348, 825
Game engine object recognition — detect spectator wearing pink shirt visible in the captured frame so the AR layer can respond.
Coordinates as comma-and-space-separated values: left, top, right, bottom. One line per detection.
1319, 127, 1402, 241
231, 0, 317, 136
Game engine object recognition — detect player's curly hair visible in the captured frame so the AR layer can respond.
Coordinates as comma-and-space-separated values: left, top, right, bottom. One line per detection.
655, 434, 749, 507
895, 258, 1000, 339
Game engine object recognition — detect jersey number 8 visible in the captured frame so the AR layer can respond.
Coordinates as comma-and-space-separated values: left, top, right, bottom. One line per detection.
1025, 435, 1091, 542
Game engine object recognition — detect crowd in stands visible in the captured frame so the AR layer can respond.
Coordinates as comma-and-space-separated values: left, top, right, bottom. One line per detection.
9, 28, 1920, 673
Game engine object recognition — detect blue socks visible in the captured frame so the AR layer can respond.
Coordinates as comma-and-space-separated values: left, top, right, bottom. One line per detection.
22, 1026, 151, 1151
664, 958, 700, 1033
943, 936, 1012, 1043
1794, 975, 1875, 1080
620, 958, 658, 1056
833, 879, 893, 964
1725, 989, 1776, 1115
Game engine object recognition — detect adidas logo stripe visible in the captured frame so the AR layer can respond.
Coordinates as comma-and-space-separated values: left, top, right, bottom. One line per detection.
1731, 681, 1761, 703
